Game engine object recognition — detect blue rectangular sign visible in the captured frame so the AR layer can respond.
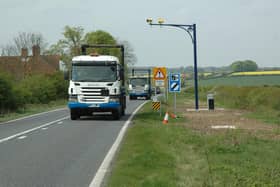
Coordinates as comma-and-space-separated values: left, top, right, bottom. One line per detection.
169, 73, 181, 92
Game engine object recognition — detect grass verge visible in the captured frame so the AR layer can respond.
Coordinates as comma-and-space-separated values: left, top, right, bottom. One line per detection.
245, 110, 280, 125
106, 94, 280, 187
106, 103, 211, 187
0, 99, 67, 123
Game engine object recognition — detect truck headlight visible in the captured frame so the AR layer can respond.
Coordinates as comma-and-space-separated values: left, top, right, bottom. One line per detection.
109, 97, 119, 103
69, 94, 78, 102
144, 84, 149, 90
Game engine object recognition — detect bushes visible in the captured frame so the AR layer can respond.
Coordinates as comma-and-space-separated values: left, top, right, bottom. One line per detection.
49, 72, 68, 99
17, 72, 68, 104
215, 86, 280, 112
0, 71, 68, 114
0, 73, 18, 114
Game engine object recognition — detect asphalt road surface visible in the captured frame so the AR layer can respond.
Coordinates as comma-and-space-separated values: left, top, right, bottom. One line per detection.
0, 99, 146, 187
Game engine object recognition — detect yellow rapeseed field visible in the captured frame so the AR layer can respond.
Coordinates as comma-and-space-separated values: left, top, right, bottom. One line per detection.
231, 71, 280, 76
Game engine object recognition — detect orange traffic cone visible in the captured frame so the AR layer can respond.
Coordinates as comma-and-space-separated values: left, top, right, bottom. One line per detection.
162, 112, 169, 124
170, 112, 177, 119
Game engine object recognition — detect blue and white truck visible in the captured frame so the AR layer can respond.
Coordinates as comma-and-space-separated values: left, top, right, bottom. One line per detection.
128, 68, 151, 100
67, 45, 126, 120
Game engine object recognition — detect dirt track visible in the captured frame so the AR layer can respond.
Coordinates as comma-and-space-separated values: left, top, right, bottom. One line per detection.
175, 101, 280, 140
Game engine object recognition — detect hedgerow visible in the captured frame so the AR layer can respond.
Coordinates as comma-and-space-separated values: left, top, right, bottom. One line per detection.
0, 71, 68, 114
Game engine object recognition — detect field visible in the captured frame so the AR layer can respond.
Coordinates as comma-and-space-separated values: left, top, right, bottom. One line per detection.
231, 71, 280, 76
187, 75, 280, 87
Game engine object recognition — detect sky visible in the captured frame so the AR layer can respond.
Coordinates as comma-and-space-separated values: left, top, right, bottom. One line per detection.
1, 0, 280, 68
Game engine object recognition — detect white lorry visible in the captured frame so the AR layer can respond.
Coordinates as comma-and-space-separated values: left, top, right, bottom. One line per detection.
67, 45, 126, 120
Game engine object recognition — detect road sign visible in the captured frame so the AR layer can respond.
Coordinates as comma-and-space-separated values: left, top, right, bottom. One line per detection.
155, 80, 165, 87
152, 101, 161, 111
153, 67, 167, 80
169, 73, 181, 92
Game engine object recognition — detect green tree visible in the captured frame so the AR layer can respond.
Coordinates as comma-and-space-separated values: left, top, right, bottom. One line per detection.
59, 25, 84, 56
84, 30, 116, 45
84, 31, 138, 66
46, 26, 137, 68
45, 25, 85, 67
84, 30, 118, 56
230, 60, 258, 72
243, 60, 258, 71
44, 41, 71, 65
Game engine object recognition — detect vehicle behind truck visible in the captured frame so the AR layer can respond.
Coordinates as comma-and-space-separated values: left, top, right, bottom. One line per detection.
128, 68, 151, 100
67, 45, 126, 120
128, 76, 151, 100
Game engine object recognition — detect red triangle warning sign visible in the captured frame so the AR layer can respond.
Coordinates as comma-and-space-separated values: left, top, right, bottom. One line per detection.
153, 67, 166, 80
155, 70, 164, 78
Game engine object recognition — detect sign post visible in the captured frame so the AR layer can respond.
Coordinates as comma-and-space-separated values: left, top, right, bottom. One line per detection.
169, 73, 181, 115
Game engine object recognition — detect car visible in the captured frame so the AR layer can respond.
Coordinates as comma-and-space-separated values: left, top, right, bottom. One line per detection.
155, 86, 161, 94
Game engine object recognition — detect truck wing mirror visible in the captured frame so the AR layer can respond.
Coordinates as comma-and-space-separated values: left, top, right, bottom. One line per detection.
64, 70, 69, 80
119, 67, 124, 81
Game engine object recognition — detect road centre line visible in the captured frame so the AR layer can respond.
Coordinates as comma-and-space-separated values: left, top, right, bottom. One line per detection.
89, 101, 148, 187
0, 116, 69, 144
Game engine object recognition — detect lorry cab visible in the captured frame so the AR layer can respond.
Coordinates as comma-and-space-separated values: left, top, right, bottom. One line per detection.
128, 76, 151, 100
68, 50, 126, 120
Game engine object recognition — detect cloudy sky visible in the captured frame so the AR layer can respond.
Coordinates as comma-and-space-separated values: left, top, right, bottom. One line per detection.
1, 0, 279, 67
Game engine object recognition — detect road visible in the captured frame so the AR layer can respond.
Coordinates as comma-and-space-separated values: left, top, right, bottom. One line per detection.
0, 99, 146, 187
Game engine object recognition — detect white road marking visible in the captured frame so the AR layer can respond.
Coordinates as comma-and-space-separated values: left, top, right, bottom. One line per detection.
17, 136, 27, 140
89, 101, 148, 187
211, 125, 236, 129
0, 108, 67, 125
41, 127, 48, 130
186, 108, 225, 112
0, 116, 69, 144
57, 121, 63, 124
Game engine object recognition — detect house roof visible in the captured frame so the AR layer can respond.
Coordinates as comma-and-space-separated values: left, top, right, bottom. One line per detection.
0, 46, 60, 79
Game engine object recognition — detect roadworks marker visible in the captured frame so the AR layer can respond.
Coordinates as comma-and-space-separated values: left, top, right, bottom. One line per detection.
162, 112, 169, 124
169, 112, 177, 119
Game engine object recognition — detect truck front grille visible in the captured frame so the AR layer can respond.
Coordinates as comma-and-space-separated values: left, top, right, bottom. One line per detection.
80, 87, 108, 103
134, 86, 146, 93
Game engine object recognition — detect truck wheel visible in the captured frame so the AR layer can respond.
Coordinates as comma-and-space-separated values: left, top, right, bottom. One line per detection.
129, 95, 133, 100
113, 108, 121, 120
70, 109, 79, 120
121, 106, 125, 116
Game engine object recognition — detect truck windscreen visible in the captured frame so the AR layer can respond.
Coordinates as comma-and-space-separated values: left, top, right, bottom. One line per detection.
71, 64, 117, 82
130, 78, 148, 86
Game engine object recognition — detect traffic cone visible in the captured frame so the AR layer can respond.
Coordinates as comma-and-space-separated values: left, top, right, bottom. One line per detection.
162, 112, 169, 124
170, 112, 177, 119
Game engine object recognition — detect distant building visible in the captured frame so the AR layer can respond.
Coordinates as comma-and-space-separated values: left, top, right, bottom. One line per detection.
0, 45, 60, 79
